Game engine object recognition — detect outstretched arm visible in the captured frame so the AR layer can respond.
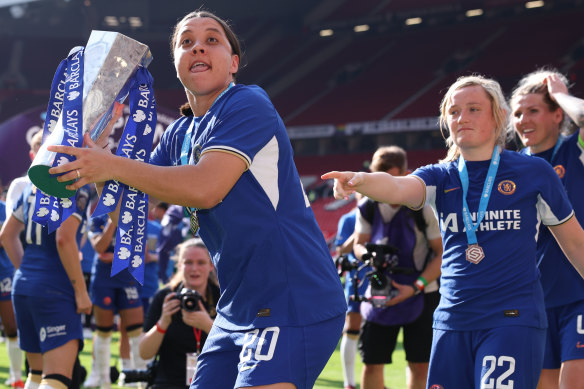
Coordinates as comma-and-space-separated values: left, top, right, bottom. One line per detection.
320, 171, 425, 210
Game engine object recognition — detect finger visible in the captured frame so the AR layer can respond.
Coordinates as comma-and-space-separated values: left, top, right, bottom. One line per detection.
83, 132, 98, 148
47, 144, 80, 157
56, 169, 81, 183
321, 171, 341, 180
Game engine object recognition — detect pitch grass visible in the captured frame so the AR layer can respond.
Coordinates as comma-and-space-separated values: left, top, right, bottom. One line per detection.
0, 331, 407, 388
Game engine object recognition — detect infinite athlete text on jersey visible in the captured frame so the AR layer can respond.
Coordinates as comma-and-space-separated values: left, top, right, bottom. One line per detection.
440, 209, 521, 232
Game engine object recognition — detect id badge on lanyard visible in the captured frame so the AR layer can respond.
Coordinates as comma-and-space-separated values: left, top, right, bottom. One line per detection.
186, 352, 199, 385
186, 327, 202, 385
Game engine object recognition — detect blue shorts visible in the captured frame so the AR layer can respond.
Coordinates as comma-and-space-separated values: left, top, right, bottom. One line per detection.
91, 283, 142, 312
0, 274, 13, 302
344, 266, 370, 313
427, 326, 545, 389
191, 314, 344, 389
543, 300, 584, 368
13, 293, 83, 354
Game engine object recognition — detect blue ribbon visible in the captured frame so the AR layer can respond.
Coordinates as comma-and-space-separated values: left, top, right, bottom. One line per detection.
457, 146, 501, 246
179, 82, 233, 235
93, 67, 156, 284
525, 135, 565, 163
33, 48, 84, 233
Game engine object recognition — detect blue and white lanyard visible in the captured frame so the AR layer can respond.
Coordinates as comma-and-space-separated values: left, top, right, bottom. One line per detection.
526, 135, 565, 163
457, 146, 501, 246
179, 82, 234, 166
180, 83, 234, 222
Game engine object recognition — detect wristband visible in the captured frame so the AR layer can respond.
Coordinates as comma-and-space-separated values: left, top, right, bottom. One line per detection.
579, 132, 584, 149
155, 322, 167, 334
417, 276, 428, 287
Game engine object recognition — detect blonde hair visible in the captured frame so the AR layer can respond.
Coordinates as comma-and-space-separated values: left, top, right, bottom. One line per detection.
168, 238, 217, 290
509, 68, 572, 135
439, 75, 510, 162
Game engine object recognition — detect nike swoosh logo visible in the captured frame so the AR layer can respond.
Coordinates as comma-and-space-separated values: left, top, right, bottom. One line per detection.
240, 364, 258, 372
444, 187, 461, 193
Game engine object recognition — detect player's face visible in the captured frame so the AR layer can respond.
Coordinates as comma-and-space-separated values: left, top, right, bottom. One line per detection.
173, 17, 239, 99
446, 85, 498, 156
512, 93, 562, 153
181, 246, 213, 291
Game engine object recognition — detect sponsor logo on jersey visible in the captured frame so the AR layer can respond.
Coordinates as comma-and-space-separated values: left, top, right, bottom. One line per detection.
440, 210, 521, 233
576, 341, 584, 349
443, 186, 460, 194
256, 308, 271, 317
554, 165, 565, 179
497, 180, 516, 195
504, 309, 519, 317
429, 385, 444, 389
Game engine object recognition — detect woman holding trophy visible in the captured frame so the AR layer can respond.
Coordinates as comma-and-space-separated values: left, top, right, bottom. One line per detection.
48, 9, 346, 389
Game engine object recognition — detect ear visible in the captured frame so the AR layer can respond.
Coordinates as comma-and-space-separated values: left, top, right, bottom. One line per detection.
230, 54, 239, 75
553, 108, 563, 125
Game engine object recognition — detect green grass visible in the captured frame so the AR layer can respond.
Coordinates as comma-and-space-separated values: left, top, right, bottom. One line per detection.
0, 331, 407, 388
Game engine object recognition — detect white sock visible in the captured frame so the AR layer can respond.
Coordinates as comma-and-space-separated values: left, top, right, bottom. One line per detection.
341, 334, 358, 387
94, 334, 112, 384
120, 358, 132, 371
129, 335, 146, 371
7, 337, 23, 382
24, 378, 40, 389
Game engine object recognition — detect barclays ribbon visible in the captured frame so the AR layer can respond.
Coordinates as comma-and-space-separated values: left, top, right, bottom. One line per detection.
93, 67, 156, 284
33, 48, 85, 233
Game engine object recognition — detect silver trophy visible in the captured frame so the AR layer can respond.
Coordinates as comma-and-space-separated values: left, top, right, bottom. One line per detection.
29, 30, 152, 198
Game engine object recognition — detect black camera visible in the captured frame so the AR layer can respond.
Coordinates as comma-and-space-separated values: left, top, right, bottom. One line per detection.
121, 359, 157, 386
175, 287, 203, 312
335, 254, 360, 277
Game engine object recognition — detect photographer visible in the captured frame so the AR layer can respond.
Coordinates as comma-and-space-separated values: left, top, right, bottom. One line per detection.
354, 146, 442, 389
139, 238, 219, 389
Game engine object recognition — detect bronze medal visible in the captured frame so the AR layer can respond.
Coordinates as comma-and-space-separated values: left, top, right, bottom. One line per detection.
465, 244, 485, 264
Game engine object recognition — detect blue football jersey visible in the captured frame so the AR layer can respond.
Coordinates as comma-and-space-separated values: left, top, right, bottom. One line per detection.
12, 184, 90, 297
412, 150, 573, 330
521, 132, 584, 308
151, 84, 346, 330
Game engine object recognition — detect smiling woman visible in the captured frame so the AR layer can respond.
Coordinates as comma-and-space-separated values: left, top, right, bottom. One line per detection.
46, 9, 346, 389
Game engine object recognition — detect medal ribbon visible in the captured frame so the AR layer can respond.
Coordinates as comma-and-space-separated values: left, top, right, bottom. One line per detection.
93, 67, 156, 284
526, 135, 565, 163
457, 146, 501, 246
33, 48, 84, 233
179, 83, 233, 235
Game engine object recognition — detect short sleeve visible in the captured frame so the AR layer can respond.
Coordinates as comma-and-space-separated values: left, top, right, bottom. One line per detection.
534, 159, 574, 226
201, 87, 278, 167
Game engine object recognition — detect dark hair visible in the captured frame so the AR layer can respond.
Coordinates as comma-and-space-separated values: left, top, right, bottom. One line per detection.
370, 145, 407, 173
171, 10, 242, 117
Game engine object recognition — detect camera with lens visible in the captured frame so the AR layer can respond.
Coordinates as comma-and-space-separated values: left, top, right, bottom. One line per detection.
362, 243, 406, 308
175, 287, 203, 312
121, 359, 157, 386
334, 254, 360, 277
